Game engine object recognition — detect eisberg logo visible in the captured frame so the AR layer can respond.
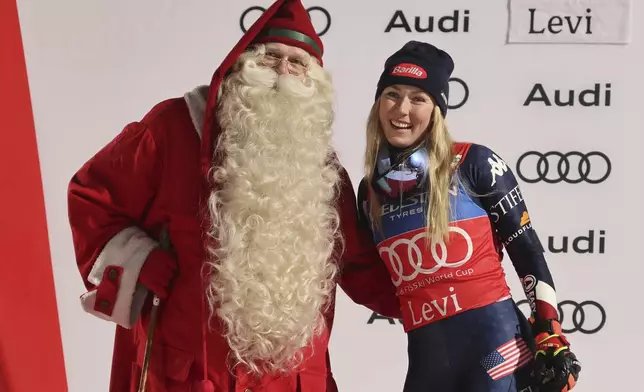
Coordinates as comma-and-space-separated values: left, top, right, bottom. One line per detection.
521, 274, 536, 292
391, 63, 427, 79
240, 6, 331, 36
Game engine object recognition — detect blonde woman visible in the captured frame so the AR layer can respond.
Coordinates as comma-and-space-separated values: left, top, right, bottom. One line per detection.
357, 41, 581, 392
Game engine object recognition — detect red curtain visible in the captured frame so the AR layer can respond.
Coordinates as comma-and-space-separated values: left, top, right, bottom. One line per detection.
0, 0, 67, 390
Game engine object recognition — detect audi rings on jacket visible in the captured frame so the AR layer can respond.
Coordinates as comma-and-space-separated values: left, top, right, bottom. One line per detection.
516, 151, 611, 184
378, 227, 473, 287
516, 300, 606, 334
240, 6, 331, 36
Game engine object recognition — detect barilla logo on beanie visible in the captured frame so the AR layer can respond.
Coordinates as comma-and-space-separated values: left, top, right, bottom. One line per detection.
390, 63, 427, 79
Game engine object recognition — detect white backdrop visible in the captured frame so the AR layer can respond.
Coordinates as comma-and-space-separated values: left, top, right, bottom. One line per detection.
15, 0, 644, 390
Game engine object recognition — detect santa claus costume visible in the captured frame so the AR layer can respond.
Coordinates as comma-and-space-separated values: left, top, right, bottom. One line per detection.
67, 1, 401, 391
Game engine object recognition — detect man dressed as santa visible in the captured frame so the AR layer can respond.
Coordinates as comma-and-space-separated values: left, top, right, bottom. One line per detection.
67, 0, 401, 391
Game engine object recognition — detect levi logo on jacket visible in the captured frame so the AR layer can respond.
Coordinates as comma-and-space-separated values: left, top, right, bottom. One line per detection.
357, 143, 556, 332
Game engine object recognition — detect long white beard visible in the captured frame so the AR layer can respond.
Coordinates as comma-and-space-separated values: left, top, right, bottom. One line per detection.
206, 51, 341, 375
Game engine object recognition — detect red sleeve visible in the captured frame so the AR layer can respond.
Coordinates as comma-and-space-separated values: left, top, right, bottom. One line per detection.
335, 168, 402, 319
68, 121, 175, 325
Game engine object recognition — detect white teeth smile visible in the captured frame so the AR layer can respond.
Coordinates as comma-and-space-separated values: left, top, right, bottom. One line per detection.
391, 120, 412, 129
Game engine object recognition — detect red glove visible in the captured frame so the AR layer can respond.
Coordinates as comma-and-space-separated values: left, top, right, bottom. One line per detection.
531, 319, 582, 392
137, 247, 177, 299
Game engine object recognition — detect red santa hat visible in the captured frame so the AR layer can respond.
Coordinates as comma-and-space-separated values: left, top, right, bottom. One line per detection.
199, 0, 324, 177
253, 2, 323, 63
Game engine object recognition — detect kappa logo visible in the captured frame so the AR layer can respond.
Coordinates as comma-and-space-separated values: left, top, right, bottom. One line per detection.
391, 63, 427, 79
488, 153, 509, 186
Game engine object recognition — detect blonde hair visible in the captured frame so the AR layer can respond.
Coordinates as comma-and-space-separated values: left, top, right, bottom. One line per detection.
364, 100, 455, 244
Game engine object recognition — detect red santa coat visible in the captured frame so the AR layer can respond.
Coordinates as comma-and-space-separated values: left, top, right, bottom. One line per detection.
68, 84, 401, 391
67, 3, 401, 389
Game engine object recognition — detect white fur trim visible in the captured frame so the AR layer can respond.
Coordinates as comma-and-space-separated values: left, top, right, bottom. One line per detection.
80, 227, 157, 328
183, 85, 209, 140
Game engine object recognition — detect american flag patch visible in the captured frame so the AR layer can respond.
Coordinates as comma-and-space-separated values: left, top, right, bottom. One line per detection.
480, 337, 532, 381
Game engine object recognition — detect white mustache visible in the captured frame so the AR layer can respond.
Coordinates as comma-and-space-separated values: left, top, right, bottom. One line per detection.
240, 60, 316, 99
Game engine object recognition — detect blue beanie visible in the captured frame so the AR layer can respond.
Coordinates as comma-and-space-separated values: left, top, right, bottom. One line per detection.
375, 41, 454, 117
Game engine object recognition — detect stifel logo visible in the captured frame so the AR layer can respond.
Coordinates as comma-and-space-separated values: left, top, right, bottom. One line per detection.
391, 63, 427, 79
520, 211, 530, 226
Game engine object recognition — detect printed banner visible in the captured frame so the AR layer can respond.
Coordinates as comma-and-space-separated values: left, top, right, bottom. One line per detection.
508, 0, 632, 44
9, 0, 644, 391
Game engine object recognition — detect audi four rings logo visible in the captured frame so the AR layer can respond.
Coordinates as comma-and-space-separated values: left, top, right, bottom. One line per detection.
448, 77, 469, 110
516, 300, 606, 334
516, 151, 611, 184
240, 6, 331, 36
379, 227, 473, 287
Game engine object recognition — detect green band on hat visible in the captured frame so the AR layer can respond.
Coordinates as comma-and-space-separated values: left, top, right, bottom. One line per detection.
261, 28, 321, 55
